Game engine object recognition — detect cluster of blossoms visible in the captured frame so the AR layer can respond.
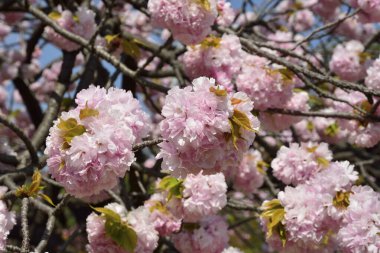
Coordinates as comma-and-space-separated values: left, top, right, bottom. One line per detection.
4, 0, 380, 252
349, 0, 380, 23
148, 0, 234, 45
147, 0, 218, 45
271, 142, 332, 185
157, 77, 259, 177
44, 8, 96, 51
45, 85, 151, 199
0, 187, 15, 251
182, 34, 243, 91
261, 160, 380, 252
229, 149, 266, 194
331, 88, 380, 148
86, 203, 159, 253
172, 215, 229, 253
329, 40, 369, 82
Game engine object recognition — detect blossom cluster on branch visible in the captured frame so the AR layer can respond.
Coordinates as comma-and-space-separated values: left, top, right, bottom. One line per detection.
1, 0, 380, 252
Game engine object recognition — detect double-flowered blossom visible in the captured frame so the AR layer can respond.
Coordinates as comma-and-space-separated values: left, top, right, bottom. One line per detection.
336, 15, 376, 41
288, 9, 315, 32
182, 34, 244, 91
336, 185, 380, 252
332, 88, 380, 148
365, 56, 380, 90
0, 187, 16, 251
45, 8, 96, 51
157, 77, 259, 177
45, 85, 151, 198
230, 149, 266, 194
181, 172, 227, 222
148, 0, 217, 45
144, 193, 182, 236
271, 142, 332, 185
86, 203, 159, 253
236, 55, 295, 110
349, 0, 380, 23
216, 0, 235, 27
310, 0, 340, 20
329, 40, 368, 82
172, 215, 229, 253
151, 172, 227, 223
261, 160, 358, 252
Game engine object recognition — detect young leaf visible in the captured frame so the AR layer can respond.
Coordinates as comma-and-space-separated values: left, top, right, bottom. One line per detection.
79, 104, 99, 120
105, 34, 120, 45
228, 119, 241, 149
209, 86, 227, 97
316, 157, 330, 168
48, 11, 61, 20
333, 191, 351, 210
39, 193, 56, 207
260, 199, 286, 245
122, 40, 141, 59
193, 0, 211, 11
92, 207, 138, 252
200, 35, 221, 48
157, 176, 184, 201
57, 118, 86, 149
324, 122, 340, 137
231, 109, 256, 132
29, 169, 42, 195
231, 98, 243, 105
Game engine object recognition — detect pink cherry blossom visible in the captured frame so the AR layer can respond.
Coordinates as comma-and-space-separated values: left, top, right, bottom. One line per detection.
271, 142, 332, 185
0, 187, 16, 251
172, 215, 229, 253
181, 172, 227, 222
148, 0, 218, 45
157, 77, 259, 177
45, 85, 151, 198
329, 40, 368, 82
231, 149, 266, 194
44, 8, 96, 51
182, 34, 244, 91
86, 203, 159, 253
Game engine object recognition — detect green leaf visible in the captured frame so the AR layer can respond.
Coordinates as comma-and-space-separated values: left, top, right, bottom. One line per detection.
79, 104, 99, 120
193, 0, 211, 11
306, 121, 314, 132
209, 86, 227, 97
57, 118, 86, 149
316, 157, 330, 168
92, 207, 138, 252
200, 35, 221, 48
105, 34, 120, 44
256, 161, 268, 175
29, 170, 42, 195
122, 40, 141, 59
260, 199, 286, 246
16, 170, 42, 197
48, 11, 61, 20
228, 119, 241, 149
39, 194, 56, 207
148, 201, 169, 214
92, 207, 121, 221
333, 191, 351, 210
231, 109, 256, 132
324, 122, 339, 137
157, 176, 184, 201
